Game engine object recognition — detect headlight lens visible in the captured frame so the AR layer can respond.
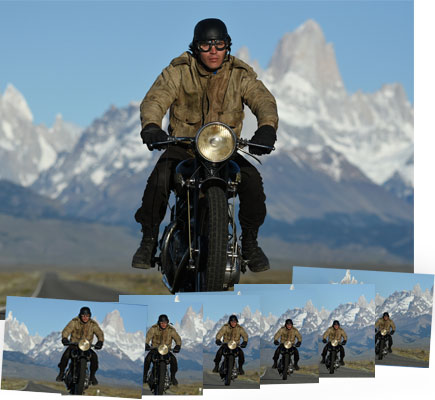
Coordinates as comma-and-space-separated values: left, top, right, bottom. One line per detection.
227, 340, 238, 350
381, 329, 387, 336
331, 339, 339, 347
158, 344, 169, 355
196, 123, 236, 162
78, 339, 91, 351
283, 340, 293, 349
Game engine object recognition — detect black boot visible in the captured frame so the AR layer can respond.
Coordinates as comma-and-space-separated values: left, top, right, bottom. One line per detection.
55, 370, 64, 382
241, 229, 270, 272
171, 375, 178, 386
320, 356, 325, 364
212, 363, 219, 373
238, 365, 245, 375
340, 359, 345, 366
132, 227, 158, 269
388, 346, 392, 353
272, 360, 278, 369
90, 374, 98, 385
294, 362, 300, 370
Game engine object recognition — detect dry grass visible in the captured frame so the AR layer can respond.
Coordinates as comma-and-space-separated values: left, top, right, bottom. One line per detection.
296, 364, 319, 376
239, 269, 291, 285
1, 377, 28, 390
166, 382, 203, 395
345, 360, 375, 373
82, 384, 142, 398
0, 271, 42, 307
392, 348, 430, 362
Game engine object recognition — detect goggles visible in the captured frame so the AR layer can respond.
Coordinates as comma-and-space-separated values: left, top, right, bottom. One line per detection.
197, 39, 228, 52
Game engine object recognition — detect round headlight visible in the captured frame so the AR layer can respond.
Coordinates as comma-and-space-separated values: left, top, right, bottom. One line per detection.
331, 339, 339, 347
283, 340, 293, 349
196, 122, 236, 162
158, 344, 169, 355
381, 329, 387, 336
227, 340, 238, 350
78, 339, 91, 351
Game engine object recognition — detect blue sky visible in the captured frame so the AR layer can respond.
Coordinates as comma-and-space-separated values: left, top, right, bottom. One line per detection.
0, 0, 413, 127
236, 283, 375, 312
5, 296, 147, 337
292, 267, 434, 298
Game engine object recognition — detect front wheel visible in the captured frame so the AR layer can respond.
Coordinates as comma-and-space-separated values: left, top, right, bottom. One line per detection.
282, 353, 289, 380
225, 354, 234, 386
198, 186, 228, 291
74, 358, 87, 395
154, 361, 166, 395
378, 340, 385, 360
329, 351, 336, 375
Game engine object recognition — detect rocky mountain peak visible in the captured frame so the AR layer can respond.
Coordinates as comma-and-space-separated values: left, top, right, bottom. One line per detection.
102, 309, 125, 333
268, 19, 344, 92
1, 84, 33, 122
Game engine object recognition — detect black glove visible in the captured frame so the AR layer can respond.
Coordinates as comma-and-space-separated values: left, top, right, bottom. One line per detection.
240, 341, 247, 348
140, 123, 169, 151
274, 340, 280, 346
249, 125, 276, 155
145, 343, 151, 351
375, 329, 378, 333
322, 338, 327, 344
62, 337, 69, 346
173, 345, 181, 353
295, 341, 301, 348
216, 339, 222, 346
94, 341, 103, 350
390, 330, 395, 335
341, 340, 347, 346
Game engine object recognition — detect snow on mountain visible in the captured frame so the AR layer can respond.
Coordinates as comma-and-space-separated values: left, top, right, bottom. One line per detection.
4, 311, 42, 353
172, 306, 204, 349
239, 19, 413, 188
338, 270, 361, 284
0, 84, 82, 186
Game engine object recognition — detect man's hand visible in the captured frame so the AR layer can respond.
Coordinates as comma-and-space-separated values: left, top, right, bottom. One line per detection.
94, 341, 103, 350
341, 340, 347, 346
240, 341, 247, 348
173, 345, 181, 353
145, 343, 151, 351
215, 339, 222, 346
274, 340, 280, 346
62, 337, 69, 346
140, 123, 169, 151
295, 341, 301, 347
322, 338, 327, 344
249, 125, 276, 155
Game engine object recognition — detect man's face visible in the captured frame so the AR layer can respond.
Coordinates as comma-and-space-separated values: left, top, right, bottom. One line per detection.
230, 320, 237, 328
333, 324, 339, 330
159, 321, 168, 330
80, 314, 90, 323
285, 323, 293, 330
199, 41, 226, 71
383, 315, 389, 320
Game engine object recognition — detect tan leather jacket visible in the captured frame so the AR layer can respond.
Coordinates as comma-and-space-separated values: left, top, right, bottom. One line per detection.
61, 317, 104, 343
273, 326, 302, 344
375, 318, 396, 332
145, 324, 182, 347
215, 323, 248, 343
323, 326, 347, 342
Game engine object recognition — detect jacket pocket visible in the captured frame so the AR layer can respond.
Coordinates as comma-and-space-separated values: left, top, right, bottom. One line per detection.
219, 110, 244, 129
172, 106, 202, 125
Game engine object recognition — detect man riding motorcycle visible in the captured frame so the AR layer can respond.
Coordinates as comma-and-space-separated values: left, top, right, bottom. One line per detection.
321, 320, 347, 366
272, 318, 302, 370
56, 307, 104, 385
375, 312, 396, 353
144, 314, 182, 386
132, 17, 279, 274
213, 314, 248, 375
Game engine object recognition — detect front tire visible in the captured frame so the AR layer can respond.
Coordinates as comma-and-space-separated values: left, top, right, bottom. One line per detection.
378, 340, 385, 361
156, 362, 166, 395
282, 353, 289, 380
199, 186, 228, 291
329, 351, 336, 375
74, 358, 87, 395
225, 354, 234, 386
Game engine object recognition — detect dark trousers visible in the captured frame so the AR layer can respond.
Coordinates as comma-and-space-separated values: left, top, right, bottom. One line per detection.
134, 147, 267, 232
214, 346, 245, 367
58, 346, 98, 376
376, 332, 393, 349
273, 345, 299, 364
322, 344, 345, 360
144, 350, 178, 380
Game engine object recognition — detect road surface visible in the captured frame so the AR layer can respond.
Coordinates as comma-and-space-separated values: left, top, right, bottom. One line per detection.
203, 371, 259, 389
261, 367, 318, 384
319, 363, 374, 378
22, 381, 65, 393
376, 352, 429, 368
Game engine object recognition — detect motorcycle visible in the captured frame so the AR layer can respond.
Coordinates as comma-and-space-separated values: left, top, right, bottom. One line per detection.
218, 340, 241, 386
325, 340, 342, 375
150, 122, 274, 293
147, 345, 173, 395
63, 339, 98, 395
376, 329, 391, 360
277, 341, 296, 380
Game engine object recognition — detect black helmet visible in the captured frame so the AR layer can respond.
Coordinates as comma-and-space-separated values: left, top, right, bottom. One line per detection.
285, 319, 293, 326
333, 320, 340, 327
189, 18, 232, 56
228, 314, 238, 323
158, 314, 169, 324
383, 312, 390, 318
79, 307, 91, 318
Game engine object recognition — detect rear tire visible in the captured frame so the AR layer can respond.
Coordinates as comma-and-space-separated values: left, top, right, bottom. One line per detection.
225, 354, 234, 386
199, 186, 228, 291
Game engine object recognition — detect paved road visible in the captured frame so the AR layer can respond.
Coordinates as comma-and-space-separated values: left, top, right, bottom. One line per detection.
23, 381, 65, 393
319, 363, 374, 378
203, 371, 259, 389
0, 272, 127, 319
261, 367, 318, 384
376, 353, 429, 368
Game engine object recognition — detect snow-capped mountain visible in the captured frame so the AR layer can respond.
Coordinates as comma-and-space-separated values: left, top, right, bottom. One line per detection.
4, 311, 43, 353
0, 84, 82, 186
172, 305, 204, 349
